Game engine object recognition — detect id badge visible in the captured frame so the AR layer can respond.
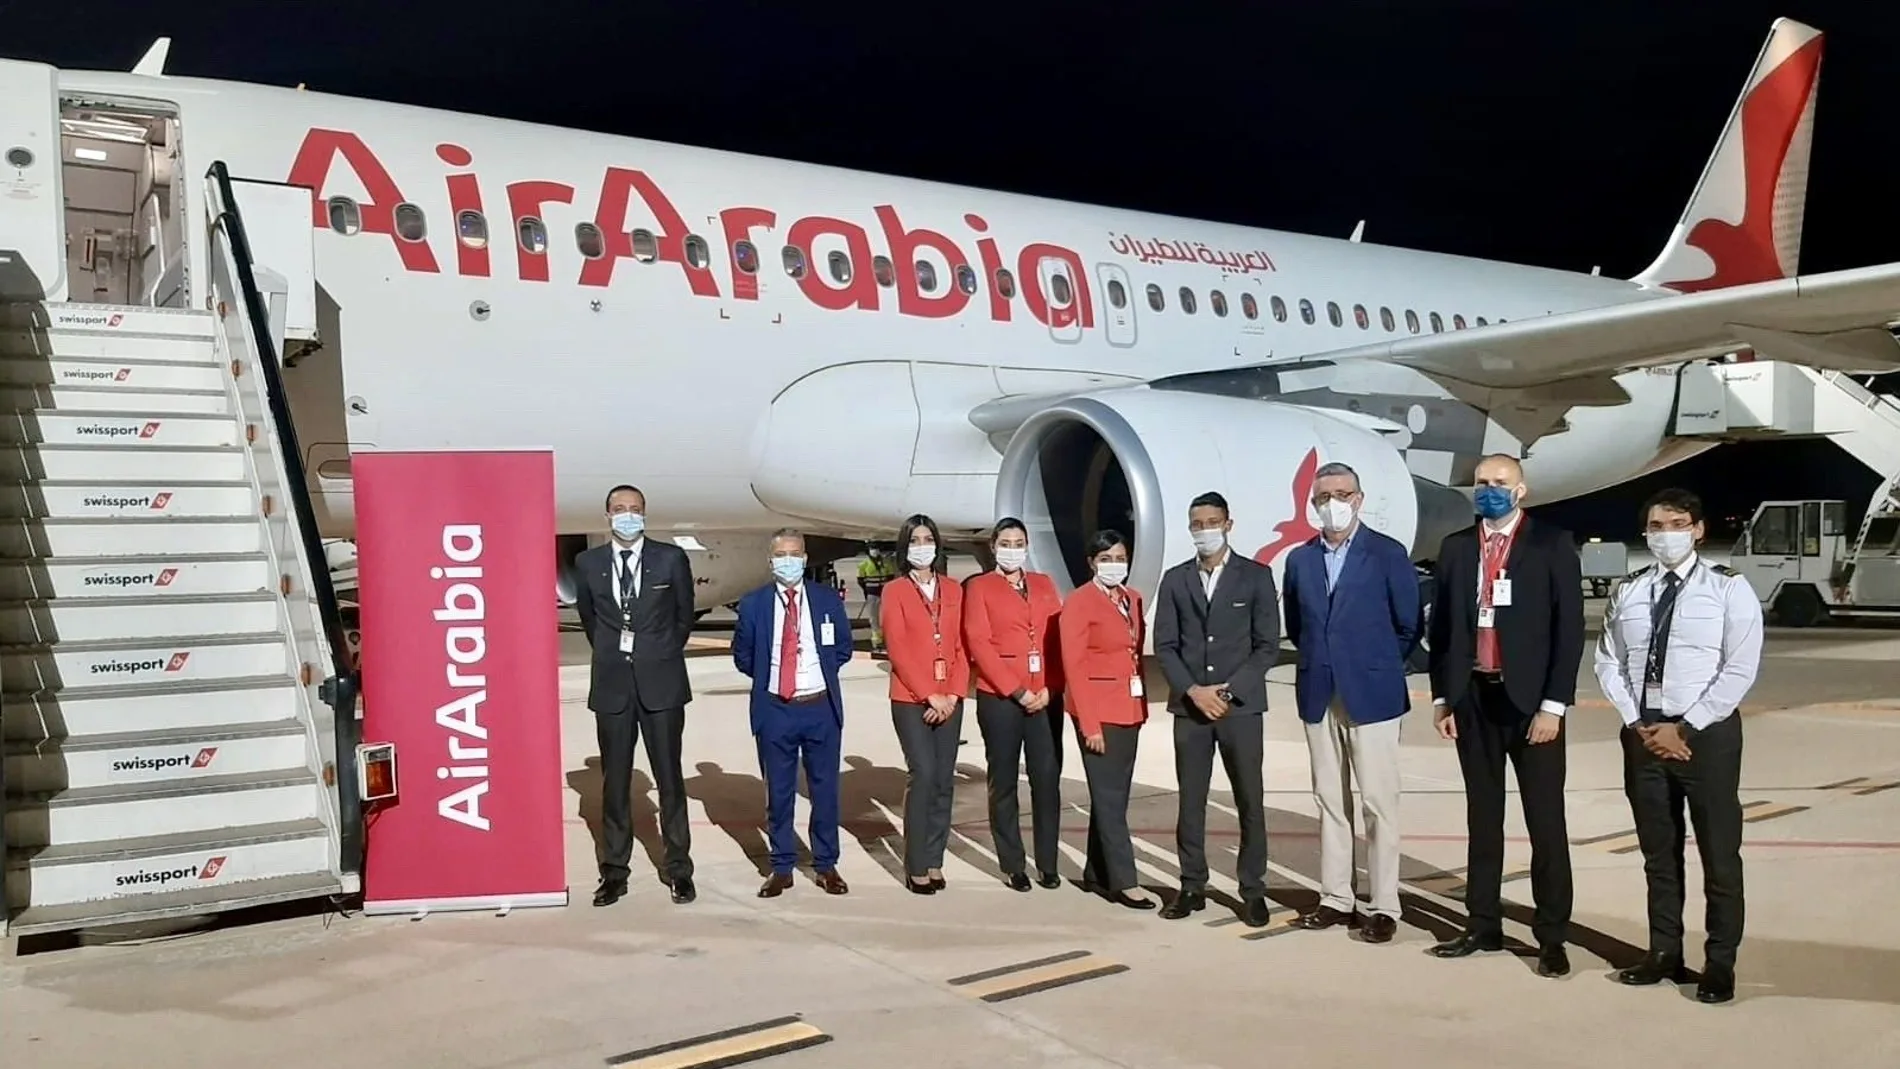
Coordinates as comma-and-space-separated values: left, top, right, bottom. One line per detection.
1027, 651, 1042, 675
618, 631, 635, 654
1644, 683, 1664, 710
820, 618, 836, 647
933, 658, 948, 683
1129, 675, 1144, 698
1491, 578, 1513, 606
1476, 606, 1496, 629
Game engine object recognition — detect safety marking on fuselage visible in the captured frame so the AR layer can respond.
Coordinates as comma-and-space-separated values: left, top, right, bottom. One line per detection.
945, 949, 1128, 1003
604, 1015, 831, 1069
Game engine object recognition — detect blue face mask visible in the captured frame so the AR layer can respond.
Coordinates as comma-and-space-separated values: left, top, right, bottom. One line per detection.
1473, 486, 1517, 520
610, 512, 645, 540
771, 556, 806, 585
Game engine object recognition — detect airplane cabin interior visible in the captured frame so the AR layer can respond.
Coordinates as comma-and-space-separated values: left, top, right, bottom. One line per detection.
57, 103, 188, 308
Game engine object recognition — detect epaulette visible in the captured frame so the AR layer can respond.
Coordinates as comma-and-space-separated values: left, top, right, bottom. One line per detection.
1623, 565, 1650, 581
1710, 563, 1738, 577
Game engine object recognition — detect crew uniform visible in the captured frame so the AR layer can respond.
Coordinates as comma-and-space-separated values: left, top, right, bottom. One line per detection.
1593, 553, 1763, 993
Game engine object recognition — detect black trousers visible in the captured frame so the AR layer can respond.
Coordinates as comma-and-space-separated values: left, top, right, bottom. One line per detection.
595, 702, 693, 883
1453, 675, 1572, 946
892, 700, 965, 877
1173, 712, 1268, 898
975, 692, 1066, 877
1079, 722, 1141, 893
1623, 714, 1746, 969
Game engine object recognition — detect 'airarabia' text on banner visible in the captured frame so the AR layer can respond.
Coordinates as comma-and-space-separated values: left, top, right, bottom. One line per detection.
354, 449, 567, 914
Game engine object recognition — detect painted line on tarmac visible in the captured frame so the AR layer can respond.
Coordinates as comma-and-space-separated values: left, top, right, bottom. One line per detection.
945, 949, 1129, 1003
605, 1015, 830, 1069
1818, 775, 1900, 796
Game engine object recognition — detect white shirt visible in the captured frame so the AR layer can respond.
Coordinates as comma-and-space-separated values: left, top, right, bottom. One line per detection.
1198, 549, 1228, 600
1592, 553, 1763, 731
914, 575, 937, 602
769, 581, 826, 697
1431, 510, 1566, 717
609, 537, 644, 608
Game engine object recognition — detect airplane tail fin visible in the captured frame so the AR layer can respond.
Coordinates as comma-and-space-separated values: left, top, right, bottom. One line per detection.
1632, 18, 1823, 293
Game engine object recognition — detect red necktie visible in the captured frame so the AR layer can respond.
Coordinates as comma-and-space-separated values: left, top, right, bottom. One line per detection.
777, 588, 800, 700
1476, 532, 1504, 673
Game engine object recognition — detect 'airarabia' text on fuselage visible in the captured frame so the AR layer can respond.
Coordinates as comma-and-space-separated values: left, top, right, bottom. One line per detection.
285, 129, 1101, 331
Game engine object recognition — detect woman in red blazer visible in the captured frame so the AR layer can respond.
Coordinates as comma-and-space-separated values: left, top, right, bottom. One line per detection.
962, 517, 1067, 892
1059, 528, 1155, 910
881, 513, 970, 894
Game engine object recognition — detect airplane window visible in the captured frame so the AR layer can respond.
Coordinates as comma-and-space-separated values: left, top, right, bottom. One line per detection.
684, 235, 711, 270
1352, 303, 1369, 329
631, 228, 659, 263
1241, 293, 1258, 320
456, 210, 487, 250
1270, 296, 1287, 322
1178, 287, 1198, 315
781, 245, 808, 279
915, 261, 939, 293
827, 250, 853, 285
1298, 298, 1315, 325
1147, 283, 1165, 311
1404, 309, 1420, 334
1050, 273, 1074, 306
1429, 312, 1444, 332
1327, 301, 1343, 327
1107, 279, 1128, 309
994, 268, 1016, 298
574, 222, 606, 260
1453, 314, 1467, 329
1379, 306, 1395, 332
1475, 315, 1488, 326
326, 197, 361, 236
955, 264, 979, 295
733, 239, 760, 274
873, 255, 896, 287
393, 203, 427, 243
1210, 290, 1229, 317
517, 216, 548, 255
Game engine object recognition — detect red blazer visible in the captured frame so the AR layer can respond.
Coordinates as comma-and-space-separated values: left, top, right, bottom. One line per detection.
1059, 580, 1148, 738
962, 570, 1065, 698
881, 573, 971, 704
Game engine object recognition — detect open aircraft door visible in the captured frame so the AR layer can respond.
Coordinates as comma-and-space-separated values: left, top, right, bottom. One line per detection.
0, 61, 68, 302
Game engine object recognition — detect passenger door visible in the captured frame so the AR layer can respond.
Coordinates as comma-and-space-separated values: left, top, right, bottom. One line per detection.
0, 61, 68, 301
1036, 256, 1083, 345
1095, 262, 1137, 348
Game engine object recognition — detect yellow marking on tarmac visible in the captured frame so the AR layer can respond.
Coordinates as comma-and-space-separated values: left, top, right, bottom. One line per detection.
605, 1016, 830, 1069
1741, 801, 1809, 824
1238, 913, 1302, 941
1497, 866, 1534, 885
946, 950, 1129, 1003
1854, 781, 1900, 796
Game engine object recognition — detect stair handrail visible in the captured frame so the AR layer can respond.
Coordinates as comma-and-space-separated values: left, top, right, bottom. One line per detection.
204, 161, 363, 879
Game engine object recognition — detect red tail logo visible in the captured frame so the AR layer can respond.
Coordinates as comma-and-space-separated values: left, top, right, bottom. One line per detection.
165, 652, 191, 672
155, 568, 179, 586
192, 747, 218, 769
199, 856, 227, 879
1252, 448, 1322, 566
139, 422, 161, 438
150, 493, 173, 510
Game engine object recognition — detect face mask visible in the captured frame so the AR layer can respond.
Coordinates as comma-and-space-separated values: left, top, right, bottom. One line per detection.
1319, 499, 1356, 533
1646, 530, 1695, 568
1095, 561, 1129, 587
1191, 529, 1226, 557
994, 547, 1028, 572
1473, 485, 1517, 521
610, 512, 645, 540
906, 545, 937, 569
770, 555, 807, 585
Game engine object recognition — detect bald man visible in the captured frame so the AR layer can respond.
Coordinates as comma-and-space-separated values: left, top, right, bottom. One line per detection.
1426, 454, 1584, 978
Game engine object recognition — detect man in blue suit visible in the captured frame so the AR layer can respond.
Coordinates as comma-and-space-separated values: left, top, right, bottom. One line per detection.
732, 527, 856, 899
1281, 461, 1421, 944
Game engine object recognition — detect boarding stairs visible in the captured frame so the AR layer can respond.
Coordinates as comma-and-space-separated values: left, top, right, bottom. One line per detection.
1672, 358, 1900, 480
0, 166, 360, 938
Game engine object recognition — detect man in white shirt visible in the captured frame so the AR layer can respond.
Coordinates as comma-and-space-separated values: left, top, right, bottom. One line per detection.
1593, 488, 1762, 1005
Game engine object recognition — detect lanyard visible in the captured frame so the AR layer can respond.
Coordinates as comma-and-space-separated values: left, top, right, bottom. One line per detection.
615, 551, 643, 618
1478, 522, 1520, 607
1644, 563, 1697, 678
914, 574, 944, 648
1009, 572, 1037, 646
1111, 587, 1138, 666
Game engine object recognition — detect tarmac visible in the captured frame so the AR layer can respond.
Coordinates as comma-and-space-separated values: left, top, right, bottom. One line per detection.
4, 579, 1899, 1069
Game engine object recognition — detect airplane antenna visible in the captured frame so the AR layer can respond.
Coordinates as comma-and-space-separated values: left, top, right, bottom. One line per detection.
131, 37, 171, 77
1348, 220, 1366, 243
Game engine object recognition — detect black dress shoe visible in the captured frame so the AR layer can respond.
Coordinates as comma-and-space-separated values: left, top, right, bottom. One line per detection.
929, 875, 947, 890
907, 878, 936, 895
1160, 890, 1206, 920
1240, 896, 1272, 928
1107, 889, 1156, 910
669, 877, 696, 904
1429, 931, 1504, 958
1360, 914, 1397, 943
592, 878, 628, 907
1006, 872, 1032, 892
1036, 870, 1062, 889
1615, 950, 1688, 986
1536, 943, 1571, 977
1293, 905, 1356, 931
1696, 963, 1736, 1004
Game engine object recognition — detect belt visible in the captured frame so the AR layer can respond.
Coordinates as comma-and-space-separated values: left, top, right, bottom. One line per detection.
787, 690, 828, 705
1471, 669, 1503, 682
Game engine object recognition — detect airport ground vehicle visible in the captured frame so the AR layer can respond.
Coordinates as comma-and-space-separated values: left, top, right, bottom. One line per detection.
1729, 477, 1900, 625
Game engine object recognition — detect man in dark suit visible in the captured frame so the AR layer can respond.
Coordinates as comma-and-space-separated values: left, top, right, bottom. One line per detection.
1427, 454, 1585, 976
731, 528, 855, 899
574, 484, 699, 907
1154, 490, 1281, 927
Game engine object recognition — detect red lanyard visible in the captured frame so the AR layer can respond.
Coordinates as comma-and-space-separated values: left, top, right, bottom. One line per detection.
1011, 573, 1037, 648
913, 574, 944, 649
1111, 587, 1138, 665
1480, 521, 1521, 607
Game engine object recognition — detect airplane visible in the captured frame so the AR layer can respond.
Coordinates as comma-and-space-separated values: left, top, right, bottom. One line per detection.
6, 16, 1898, 632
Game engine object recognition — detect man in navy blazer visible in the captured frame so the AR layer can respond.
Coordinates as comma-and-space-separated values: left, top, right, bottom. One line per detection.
732, 527, 855, 899
1281, 461, 1421, 944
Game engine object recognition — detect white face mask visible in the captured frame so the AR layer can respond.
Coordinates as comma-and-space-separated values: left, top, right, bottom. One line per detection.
1319, 499, 1356, 533
1190, 529, 1226, 557
1095, 561, 1129, 587
1647, 530, 1695, 568
994, 546, 1028, 572
906, 544, 937, 570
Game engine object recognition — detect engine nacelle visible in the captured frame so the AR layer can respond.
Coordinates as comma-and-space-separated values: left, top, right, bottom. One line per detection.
995, 388, 1452, 600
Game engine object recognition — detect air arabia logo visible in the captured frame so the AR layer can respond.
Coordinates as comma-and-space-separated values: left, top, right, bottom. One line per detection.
83, 567, 178, 589
111, 747, 218, 774
115, 855, 228, 889
88, 651, 191, 677
1252, 448, 1322, 566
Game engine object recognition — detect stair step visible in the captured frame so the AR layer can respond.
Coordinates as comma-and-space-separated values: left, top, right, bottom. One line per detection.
0, 552, 274, 600
0, 385, 232, 415
0, 331, 218, 365
0, 303, 214, 336
5, 817, 334, 915
1, 674, 299, 741
3, 768, 322, 849
0, 516, 263, 558
0, 410, 238, 447
0, 443, 249, 482
0, 632, 289, 696
0, 481, 255, 520
0, 357, 226, 391
0, 592, 281, 644
5, 721, 310, 793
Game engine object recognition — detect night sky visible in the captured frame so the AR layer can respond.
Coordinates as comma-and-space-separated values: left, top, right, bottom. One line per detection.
12, 1, 1900, 539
